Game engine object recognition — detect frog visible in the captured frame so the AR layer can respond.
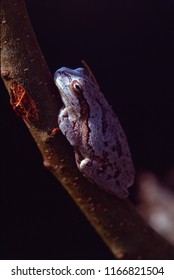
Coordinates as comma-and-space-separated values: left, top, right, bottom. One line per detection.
54, 61, 134, 199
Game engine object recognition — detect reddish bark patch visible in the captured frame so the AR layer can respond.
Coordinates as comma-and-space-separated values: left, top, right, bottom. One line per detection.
50, 127, 59, 137
10, 81, 39, 123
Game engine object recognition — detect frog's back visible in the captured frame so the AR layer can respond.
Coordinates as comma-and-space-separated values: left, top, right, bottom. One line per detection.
78, 88, 134, 198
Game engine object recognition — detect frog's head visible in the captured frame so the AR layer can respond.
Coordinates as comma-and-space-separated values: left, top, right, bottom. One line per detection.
54, 61, 100, 118
54, 60, 99, 94
54, 67, 86, 115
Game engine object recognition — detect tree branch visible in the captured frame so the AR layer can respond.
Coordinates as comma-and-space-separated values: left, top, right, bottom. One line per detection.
1, 0, 174, 259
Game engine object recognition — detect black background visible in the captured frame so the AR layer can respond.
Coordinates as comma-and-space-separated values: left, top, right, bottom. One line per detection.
1, 0, 174, 259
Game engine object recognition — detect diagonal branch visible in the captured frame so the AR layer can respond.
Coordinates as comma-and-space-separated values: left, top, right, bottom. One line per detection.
1, 0, 174, 259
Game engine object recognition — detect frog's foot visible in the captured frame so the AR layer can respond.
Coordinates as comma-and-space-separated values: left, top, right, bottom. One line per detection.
79, 158, 92, 169
58, 107, 77, 146
77, 157, 129, 199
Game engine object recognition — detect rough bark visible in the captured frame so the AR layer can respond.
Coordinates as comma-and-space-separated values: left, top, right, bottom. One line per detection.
1, 0, 174, 259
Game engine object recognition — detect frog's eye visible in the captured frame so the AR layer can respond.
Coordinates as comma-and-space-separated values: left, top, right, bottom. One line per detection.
71, 80, 83, 95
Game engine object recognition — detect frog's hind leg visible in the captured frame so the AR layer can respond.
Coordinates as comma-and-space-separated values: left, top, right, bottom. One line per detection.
75, 154, 128, 199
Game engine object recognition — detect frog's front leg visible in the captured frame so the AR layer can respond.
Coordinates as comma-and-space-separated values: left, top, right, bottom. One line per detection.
76, 154, 128, 199
58, 107, 77, 146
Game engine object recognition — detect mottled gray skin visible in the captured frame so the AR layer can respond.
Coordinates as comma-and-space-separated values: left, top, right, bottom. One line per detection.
54, 65, 134, 198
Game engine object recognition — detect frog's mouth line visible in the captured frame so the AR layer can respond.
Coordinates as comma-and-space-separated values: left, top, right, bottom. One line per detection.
57, 86, 68, 102
57, 84, 80, 113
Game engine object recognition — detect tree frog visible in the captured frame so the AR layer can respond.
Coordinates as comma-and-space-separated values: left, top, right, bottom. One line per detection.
54, 61, 134, 199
